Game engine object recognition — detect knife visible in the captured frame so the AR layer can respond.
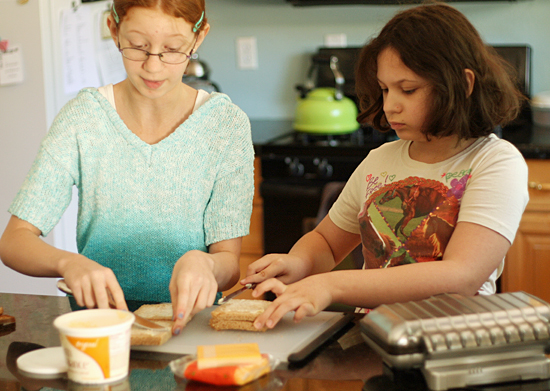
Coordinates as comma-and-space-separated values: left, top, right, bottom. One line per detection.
56, 279, 169, 331
217, 283, 255, 304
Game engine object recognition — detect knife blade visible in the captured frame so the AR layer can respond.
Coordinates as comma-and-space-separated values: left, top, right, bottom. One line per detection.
217, 283, 255, 304
56, 279, 169, 331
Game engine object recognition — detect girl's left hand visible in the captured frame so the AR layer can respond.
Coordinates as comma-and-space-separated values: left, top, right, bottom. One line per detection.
169, 250, 219, 335
251, 274, 334, 330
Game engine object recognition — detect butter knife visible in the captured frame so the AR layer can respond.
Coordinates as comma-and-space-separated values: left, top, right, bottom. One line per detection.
56, 279, 169, 331
218, 283, 255, 304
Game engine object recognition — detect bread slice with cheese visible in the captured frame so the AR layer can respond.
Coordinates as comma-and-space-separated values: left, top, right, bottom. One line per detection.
131, 303, 173, 346
209, 299, 272, 332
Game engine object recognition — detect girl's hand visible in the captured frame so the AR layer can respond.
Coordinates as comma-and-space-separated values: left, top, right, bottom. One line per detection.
241, 253, 311, 286
251, 274, 334, 330
170, 250, 219, 335
61, 256, 127, 310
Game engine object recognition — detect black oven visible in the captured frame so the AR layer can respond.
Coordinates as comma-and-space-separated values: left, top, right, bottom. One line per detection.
259, 130, 388, 254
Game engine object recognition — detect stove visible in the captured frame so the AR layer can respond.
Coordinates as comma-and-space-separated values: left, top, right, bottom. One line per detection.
258, 126, 392, 254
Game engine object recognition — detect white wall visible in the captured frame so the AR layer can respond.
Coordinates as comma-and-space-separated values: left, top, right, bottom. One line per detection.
0, 0, 59, 295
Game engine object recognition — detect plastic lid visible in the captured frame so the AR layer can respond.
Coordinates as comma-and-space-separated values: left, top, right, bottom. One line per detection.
16, 346, 68, 377
531, 91, 550, 108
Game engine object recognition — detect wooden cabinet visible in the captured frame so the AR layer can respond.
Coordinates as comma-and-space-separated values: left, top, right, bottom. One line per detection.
501, 159, 550, 302
222, 157, 264, 298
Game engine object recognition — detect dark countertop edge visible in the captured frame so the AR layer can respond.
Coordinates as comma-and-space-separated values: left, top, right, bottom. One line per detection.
251, 119, 550, 160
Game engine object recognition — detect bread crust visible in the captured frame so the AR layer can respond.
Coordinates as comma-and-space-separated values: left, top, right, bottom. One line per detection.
0, 314, 15, 325
131, 320, 173, 346
131, 304, 173, 346
210, 299, 271, 332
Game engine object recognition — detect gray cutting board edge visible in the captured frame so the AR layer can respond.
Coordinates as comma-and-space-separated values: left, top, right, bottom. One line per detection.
132, 306, 347, 363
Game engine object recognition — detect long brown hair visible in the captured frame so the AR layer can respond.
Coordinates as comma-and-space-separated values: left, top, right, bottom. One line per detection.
111, 0, 207, 33
355, 2, 525, 140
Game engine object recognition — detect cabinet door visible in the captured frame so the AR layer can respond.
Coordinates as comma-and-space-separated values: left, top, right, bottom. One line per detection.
501, 159, 550, 302
503, 212, 550, 302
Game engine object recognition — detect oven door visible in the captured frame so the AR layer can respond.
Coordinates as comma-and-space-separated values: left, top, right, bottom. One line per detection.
260, 181, 323, 254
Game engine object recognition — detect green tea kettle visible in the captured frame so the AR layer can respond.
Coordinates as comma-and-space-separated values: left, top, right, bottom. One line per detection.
293, 55, 359, 134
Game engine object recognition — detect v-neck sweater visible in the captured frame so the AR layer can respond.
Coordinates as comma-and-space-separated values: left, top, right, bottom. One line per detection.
9, 87, 254, 302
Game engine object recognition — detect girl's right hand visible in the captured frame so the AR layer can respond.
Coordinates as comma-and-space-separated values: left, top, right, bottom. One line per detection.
60, 256, 127, 311
241, 253, 310, 286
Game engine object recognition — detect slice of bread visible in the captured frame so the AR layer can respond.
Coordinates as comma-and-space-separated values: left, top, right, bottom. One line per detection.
134, 303, 173, 321
131, 303, 173, 346
0, 314, 15, 326
209, 299, 271, 332
131, 320, 173, 346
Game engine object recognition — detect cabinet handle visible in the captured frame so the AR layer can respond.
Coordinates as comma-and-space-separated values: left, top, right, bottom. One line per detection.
528, 181, 550, 191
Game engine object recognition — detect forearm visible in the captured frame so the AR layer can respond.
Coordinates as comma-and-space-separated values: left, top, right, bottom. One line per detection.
0, 218, 80, 277
208, 250, 240, 291
207, 238, 242, 291
287, 230, 338, 277
326, 260, 481, 309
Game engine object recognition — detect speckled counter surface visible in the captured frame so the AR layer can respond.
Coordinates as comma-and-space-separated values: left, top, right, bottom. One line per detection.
0, 292, 383, 391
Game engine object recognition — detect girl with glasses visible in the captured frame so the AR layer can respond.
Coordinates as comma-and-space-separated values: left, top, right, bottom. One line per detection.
242, 2, 529, 331
0, 0, 254, 336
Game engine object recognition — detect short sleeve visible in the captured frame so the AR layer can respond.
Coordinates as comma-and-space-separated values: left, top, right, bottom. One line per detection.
458, 141, 529, 244
7, 94, 86, 236
203, 107, 254, 246
329, 162, 366, 234
8, 147, 75, 236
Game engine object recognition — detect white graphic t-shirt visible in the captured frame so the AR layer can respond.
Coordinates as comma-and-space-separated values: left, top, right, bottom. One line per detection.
329, 134, 529, 295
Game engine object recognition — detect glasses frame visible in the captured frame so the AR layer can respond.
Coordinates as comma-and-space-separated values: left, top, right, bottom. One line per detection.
117, 36, 198, 65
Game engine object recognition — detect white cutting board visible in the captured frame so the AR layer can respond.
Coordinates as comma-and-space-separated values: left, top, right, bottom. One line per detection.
132, 307, 346, 363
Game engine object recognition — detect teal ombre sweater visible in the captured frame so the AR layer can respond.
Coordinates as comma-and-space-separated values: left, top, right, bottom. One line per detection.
9, 88, 254, 302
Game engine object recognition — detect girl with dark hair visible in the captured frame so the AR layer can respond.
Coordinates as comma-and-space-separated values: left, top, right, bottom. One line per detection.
0, 0, 254, 336
243, 2, 529, 330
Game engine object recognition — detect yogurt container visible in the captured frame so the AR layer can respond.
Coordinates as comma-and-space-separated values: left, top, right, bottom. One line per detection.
54, 309, 135, 384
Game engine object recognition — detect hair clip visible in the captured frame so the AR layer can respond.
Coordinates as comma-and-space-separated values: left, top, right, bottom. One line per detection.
193, 11, 204, 33
112, 3, 120, 24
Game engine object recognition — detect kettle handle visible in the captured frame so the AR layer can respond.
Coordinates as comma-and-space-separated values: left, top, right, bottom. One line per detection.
299, 54, 345, 100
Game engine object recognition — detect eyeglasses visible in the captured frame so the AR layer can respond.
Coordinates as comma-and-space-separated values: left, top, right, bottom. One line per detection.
117, 38, 197, 65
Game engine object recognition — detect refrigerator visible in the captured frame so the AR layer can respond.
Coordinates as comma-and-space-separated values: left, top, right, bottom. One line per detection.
0, 0, 125, 294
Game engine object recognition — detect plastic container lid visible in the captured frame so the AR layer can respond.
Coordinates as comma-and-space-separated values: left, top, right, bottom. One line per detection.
531, 91, 550, 109
16, 347, 68, 377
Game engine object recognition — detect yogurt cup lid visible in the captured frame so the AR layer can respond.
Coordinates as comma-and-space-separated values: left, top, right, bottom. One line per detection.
531, 91, 550, 108
16, 346, 67, 377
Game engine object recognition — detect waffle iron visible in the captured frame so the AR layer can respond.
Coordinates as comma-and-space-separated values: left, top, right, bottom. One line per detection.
360, 292, 550, 390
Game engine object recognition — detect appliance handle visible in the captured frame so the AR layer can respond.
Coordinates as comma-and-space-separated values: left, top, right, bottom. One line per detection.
260, 182, 322, 198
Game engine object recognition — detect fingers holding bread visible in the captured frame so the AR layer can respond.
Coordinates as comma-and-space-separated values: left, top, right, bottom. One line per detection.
210, 299, 272, 332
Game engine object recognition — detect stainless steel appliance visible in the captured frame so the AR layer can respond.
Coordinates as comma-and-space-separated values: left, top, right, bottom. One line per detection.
258, 45, 532, 256
360, 291, 550, 390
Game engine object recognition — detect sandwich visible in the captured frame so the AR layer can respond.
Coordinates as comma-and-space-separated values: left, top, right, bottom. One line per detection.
131, 303, 174, 346
0, 306, 15, 326
209, 299, 272, 332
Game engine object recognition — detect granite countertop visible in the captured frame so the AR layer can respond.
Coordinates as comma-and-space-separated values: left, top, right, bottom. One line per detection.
3, 293, 550, 390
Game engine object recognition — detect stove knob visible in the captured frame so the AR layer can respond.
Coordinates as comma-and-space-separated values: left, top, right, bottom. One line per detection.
315, 158, 333, 178
285, 157, 304, 177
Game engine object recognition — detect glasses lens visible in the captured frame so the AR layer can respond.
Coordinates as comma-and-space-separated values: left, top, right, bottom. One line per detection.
121, 48, 148, 61
159, 52, 188, 64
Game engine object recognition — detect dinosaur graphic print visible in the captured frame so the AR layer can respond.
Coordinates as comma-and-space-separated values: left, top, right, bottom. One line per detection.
358, 172, 470, 269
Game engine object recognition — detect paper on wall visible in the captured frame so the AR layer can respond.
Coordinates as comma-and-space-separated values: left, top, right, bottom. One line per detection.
0, 44, 24, 86
60, 6, 100, 95
95, 10, 126, 86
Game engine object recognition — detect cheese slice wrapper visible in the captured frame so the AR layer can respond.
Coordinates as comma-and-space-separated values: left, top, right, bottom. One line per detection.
184, 354, 270, 386
197, 343, 263, 369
